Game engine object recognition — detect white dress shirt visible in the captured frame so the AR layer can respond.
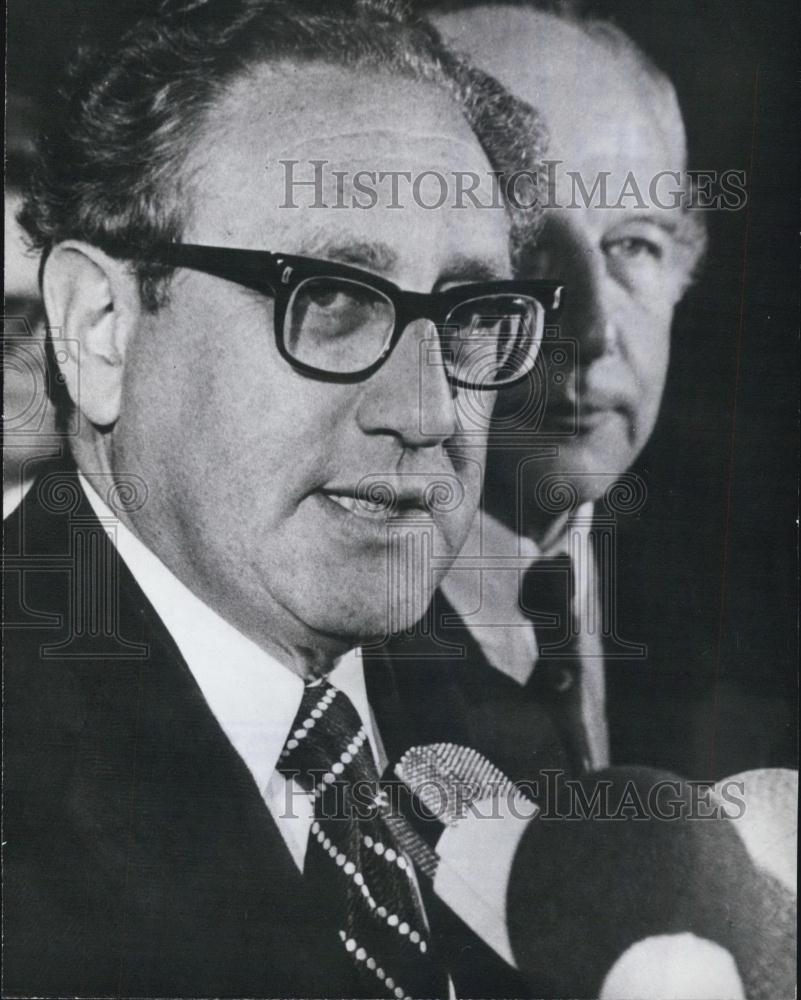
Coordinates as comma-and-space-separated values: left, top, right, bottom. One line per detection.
441, 504, 609, 769
79, 473, 385, 871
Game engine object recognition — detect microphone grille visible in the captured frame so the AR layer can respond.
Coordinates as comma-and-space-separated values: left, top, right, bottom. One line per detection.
396, 742, 517, 824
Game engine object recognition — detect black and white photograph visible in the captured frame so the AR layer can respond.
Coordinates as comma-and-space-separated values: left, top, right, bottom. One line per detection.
3, 1, 798, 997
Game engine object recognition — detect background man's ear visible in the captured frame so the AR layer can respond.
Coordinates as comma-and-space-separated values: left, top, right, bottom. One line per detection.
42, 241, 142, 427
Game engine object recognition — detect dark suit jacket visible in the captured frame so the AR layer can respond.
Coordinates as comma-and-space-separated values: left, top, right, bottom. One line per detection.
4, 469, 543, 998
3, 470, 377, 997
368, 590, 589, 785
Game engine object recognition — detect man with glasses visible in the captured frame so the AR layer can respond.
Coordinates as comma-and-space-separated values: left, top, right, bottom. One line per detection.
3, 1, 555, 996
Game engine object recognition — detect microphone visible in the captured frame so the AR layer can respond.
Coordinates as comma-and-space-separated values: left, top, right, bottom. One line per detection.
393, 742, 537, 965
392, 744, 796, 1000
712, 767, 797, 894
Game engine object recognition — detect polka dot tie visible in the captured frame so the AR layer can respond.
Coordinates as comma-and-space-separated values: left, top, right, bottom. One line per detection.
277, 679, 447, 999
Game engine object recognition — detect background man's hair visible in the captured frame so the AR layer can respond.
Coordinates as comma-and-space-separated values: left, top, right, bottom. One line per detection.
426, 0, 709, 281
19, 0, 547, 312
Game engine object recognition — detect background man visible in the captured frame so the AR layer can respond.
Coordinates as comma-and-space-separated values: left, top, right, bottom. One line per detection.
381, 2, 708, 781
3, 2, 548, 995
392, 0, 796, 785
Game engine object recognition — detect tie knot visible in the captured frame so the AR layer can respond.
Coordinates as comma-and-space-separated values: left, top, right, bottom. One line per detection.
277, 679, 377, 792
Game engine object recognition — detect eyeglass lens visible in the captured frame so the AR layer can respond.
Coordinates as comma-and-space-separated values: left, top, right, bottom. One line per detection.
285, 277, 543, 384
442, 295, 543, 387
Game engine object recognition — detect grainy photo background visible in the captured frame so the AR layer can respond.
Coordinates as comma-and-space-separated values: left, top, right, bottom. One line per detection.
6, 0, 799, 780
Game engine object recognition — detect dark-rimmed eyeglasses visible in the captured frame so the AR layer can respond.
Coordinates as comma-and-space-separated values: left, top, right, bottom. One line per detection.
148, 243, 563, 389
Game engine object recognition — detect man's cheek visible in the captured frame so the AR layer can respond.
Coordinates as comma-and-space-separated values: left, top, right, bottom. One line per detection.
434, 472, 482, 560
453, 386, 497, 440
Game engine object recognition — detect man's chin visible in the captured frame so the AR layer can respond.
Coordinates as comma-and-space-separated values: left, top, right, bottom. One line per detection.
298, 580, 436, 648
534, 436, 637, 509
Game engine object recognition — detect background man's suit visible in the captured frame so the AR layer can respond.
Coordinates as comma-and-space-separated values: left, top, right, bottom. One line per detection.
370, 593, 586, 785
372, 500, 611, 791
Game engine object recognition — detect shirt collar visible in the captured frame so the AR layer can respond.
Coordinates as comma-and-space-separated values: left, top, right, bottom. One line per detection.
3, 476, 36, 519
78, 473, 381, 794
441, 503, 595, 683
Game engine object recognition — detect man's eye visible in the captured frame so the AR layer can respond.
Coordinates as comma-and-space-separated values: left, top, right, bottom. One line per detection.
603, 236, 664, 261
305, 285, 350, 310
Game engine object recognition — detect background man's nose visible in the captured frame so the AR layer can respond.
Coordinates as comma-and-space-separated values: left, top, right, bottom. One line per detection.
356, 318, 458, 448
561, 243, 617, 367
534, 217, 618, 367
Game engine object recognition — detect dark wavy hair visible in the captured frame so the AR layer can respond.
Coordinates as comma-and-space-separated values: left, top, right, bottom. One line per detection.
19, 0, 547, 311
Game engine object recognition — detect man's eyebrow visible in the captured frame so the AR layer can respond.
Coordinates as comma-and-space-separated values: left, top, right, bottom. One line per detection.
620, 212, 680, 235
295, 237, 398, 274
291, 239, 506, 285
438, 254, 508, 284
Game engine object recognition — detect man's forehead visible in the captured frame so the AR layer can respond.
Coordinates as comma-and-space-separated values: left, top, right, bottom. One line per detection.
183, 60, 509, 273
274, 130, 487, 166
435, 7, 686, 175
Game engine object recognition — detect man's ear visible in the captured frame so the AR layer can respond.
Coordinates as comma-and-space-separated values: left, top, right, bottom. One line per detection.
42, 241, 143, 427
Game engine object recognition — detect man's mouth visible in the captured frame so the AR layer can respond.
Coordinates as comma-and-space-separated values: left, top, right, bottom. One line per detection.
324, 491, 392, 518
543, 392, 627, 432
317, 474, 467, 534
320, 474, 463, 524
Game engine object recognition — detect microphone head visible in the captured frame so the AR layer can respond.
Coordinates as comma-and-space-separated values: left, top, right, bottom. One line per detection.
395, 741, 519, 825
599, 933, 746, 999
396, 742, 535, 969
713, 768, 797, 895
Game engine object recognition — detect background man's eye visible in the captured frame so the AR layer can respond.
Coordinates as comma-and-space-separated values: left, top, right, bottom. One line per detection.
604, 237, 664, 261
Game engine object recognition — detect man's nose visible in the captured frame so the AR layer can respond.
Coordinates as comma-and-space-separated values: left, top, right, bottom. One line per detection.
547, 226, 618, 367
356, 318, 458, 447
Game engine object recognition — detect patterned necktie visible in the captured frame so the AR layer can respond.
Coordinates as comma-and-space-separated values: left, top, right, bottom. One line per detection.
520, 555, 590, 772
277, 679, 447, 1000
